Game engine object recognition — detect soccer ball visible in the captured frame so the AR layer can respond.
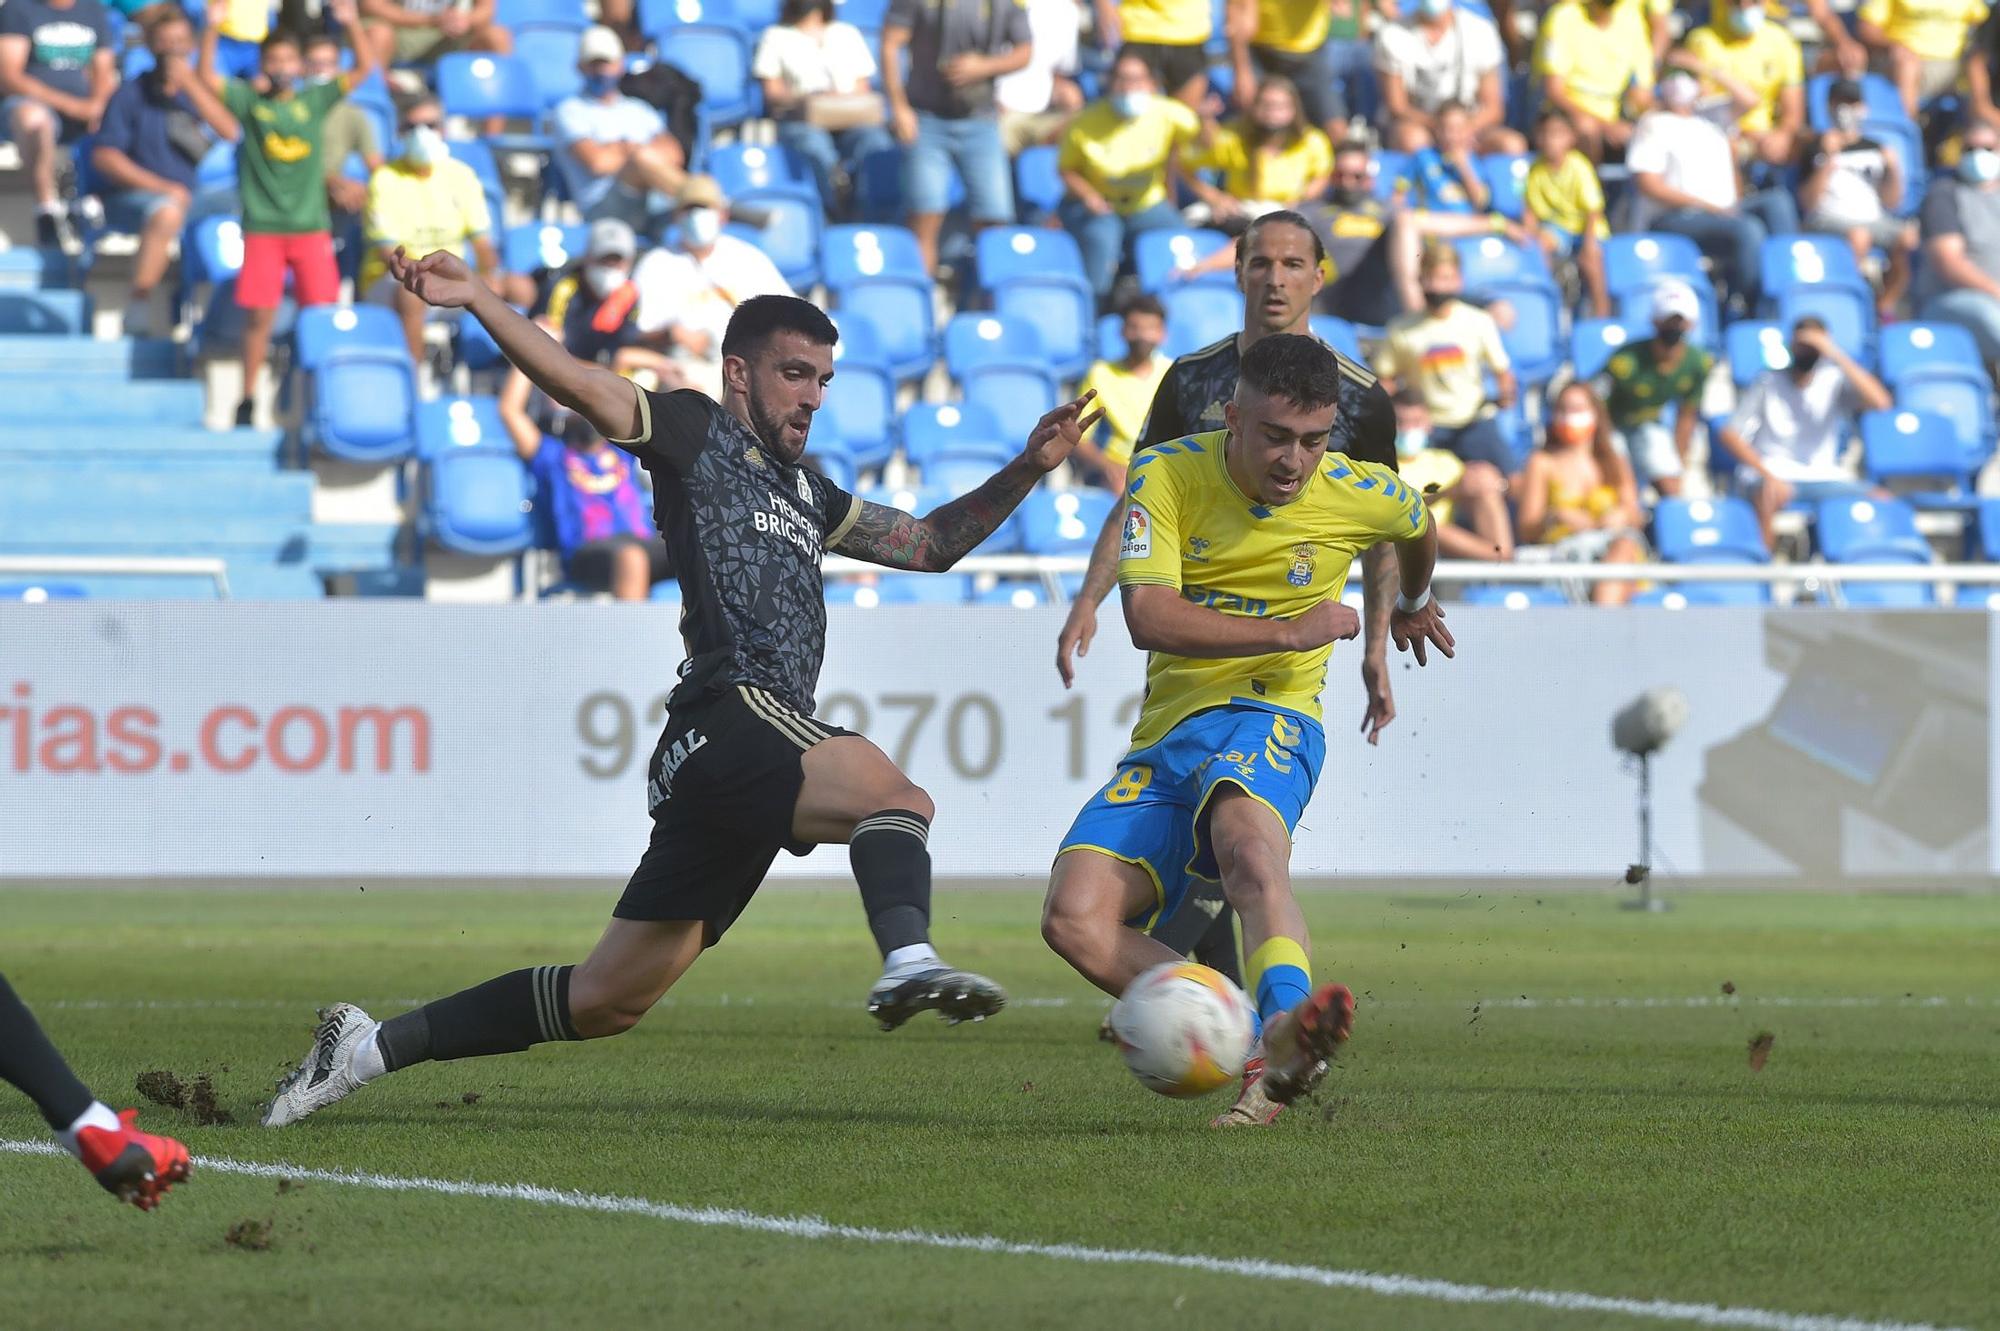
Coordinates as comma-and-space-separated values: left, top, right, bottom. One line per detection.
1108, 962, 1256, 1098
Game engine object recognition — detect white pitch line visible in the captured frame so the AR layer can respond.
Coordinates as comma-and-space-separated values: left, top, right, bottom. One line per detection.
0, 1139, 1964, 1331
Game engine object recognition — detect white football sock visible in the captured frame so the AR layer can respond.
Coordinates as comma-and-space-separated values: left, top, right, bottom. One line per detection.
881, 943, 942, 980
58, 1101, 121, 1159
350, 1024, 387, 1083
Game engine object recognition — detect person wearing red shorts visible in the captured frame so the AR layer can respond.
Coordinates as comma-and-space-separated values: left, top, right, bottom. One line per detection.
200, 0, 376, 426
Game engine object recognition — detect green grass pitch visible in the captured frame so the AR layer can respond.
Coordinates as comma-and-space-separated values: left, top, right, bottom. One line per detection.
2, 886, 1996, 1330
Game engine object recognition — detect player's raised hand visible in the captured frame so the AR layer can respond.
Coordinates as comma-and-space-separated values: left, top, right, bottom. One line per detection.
390, 247, 479, 310
1282, 599, 1361, 652
1021, 390, 1104, 473
1391, 597, 1454, 666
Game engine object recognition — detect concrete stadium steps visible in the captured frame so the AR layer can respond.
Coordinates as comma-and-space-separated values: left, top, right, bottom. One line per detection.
0, 470, 316, 520
2, 569, 329, 600
0, 377, 207, 425
0, 426, 286, 468
0, 334, 182, 378
0, 520, 402, 573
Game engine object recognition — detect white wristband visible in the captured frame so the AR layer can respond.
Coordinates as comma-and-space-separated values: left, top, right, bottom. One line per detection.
1396, 588, 1432, 614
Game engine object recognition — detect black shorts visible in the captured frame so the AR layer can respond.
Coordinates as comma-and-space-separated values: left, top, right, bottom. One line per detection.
1123, 41, 1208, 96
613, 684, 855, 944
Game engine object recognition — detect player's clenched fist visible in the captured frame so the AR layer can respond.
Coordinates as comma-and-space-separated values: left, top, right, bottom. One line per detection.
1021, 390, 1106, 472
1281, 599, 1361, 652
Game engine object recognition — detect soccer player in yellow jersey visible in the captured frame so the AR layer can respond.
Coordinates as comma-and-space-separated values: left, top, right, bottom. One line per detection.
1042, 334, 1455, 1127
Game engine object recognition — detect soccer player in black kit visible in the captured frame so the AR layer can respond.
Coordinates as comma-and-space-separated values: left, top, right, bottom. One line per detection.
263, 247, 1103, 1127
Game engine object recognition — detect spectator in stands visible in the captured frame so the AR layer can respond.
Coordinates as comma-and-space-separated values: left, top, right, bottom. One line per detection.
881, 0, 1031, 275
1715, 316, 1892, 550
1075, 292, 1170, 490
498, 365, 673, 602
1802, 79, 1919, 320
1186, 76, 1330, 227
754, 0, 894, 213
201, 2, 375, 428
1098, 0, 1209, 107
631, 175, 794, 396
1392, 387, 1515, 561
1373, 0, 1523, 154
1306, 139, 1404, 327
210, 0, 275, 78
1916, 118, 2000, 368
1057, 49, 1203, 303
1681, 0, 1805, 169
1969, 6, 2000, 129
997, 0, 1083, 153
1386, 100, 1533, 309
359, 0, 511, 73
0, 0, 117, 251
1372, 241, 1516, 469
1515, 381, 1644, 605
1226, 0, 1354, 141
1522, 107, 1612, 318
1533, 0, 1656, 160
1858, 0, 1987, 118
1599, 278, 1713, 497
537, 217, 655, 375
1627, 64, 1799, 312
305, 31, 382, 222
91, 8, 238, 337
362, 94, 497, 363
553, 25, 687, 226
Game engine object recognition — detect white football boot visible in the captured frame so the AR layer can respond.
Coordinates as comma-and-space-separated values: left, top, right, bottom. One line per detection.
262, 1003, 376, 1127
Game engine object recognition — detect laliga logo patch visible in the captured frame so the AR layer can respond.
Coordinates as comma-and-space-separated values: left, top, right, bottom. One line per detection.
1120, 505, 1151, 558
1286, 543, 1316, 588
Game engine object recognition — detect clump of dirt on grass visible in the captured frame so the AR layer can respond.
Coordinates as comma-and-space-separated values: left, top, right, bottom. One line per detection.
1721, 980, 1737, 996
135, 1069, 186, 1108
461, 1092, 482, 1105
1747, 1031, 1775, 1071
186, 1075, 234, 1125
224, 1218, 274, 1252
135, 1068, 235, 1124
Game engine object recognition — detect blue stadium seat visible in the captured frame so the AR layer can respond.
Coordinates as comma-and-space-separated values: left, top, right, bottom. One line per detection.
1836, 579, 1937, 606
924, 453, 1002, 499
1724, 318, 1791, 387
1485, 280, 1563, 384
976, 227, 1088, 290
427, 446, 535, 555
1896, 376, 1995, 470
1653, 496, 1769, 564
0, 289, 89, 335
1630, 583, 1771, 607
1760, 234, 1867, 304
805, 439, 859, 491
1775, 286, 1874, 363
708, 141, 817, 197
309, 350, 418, 462
834, 279, 936, 382
455, 307, 507, 371
1863, 117, 1926, 218
515, 26, 585, 106
823, 224, 927, 290
1019, 488, 1117, 554
503, 221, 588, 276
734, 186, 823, 289
0, 582, 89, 601
1133, 227, 1231, 291
416, 395, 511, 460
851, 146, 925, 222
995, 279, 1094, 382
1805, 72, 1907, 129
436, 53, 544, 122
1616, 279, 1719, 349
296, 304, 405, 371
639, 0, 749, 37
1861, 408, 1974, 507
657, 27, 759, 126
976, 580, 1049, 607
1976, 498, 2000, 560
448, 136, 508, 227
1162, 285, 1239, 353
1815, 494, 1930, 564
1880, 322, 1986, 386
902, 401, 1008, 470
944, 312, 1045, 377
1452, 234, 1548, 292
1014, 145, 1064, 220
819, 360, 897, 471
1372, 148, 1411, 202
1477, 153, 1530, 220
872, 573, 977, 604
1308, 314, 1364, 362
1603, 233, 1704, 299
830, 310, 889, 369
965, 366, 1061, 446
1460, 584, 1568, 607
833, 0, 889, 28
0, 248, 67, 291
496, 0, 587, 27
1571, 318, 1648, 382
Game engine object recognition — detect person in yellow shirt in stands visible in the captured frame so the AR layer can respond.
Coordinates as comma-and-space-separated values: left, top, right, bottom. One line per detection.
1535, 0, 1658, 158
1076, 293, 1173, 490
362, 95, 500, 363
1099, 0, 1213, 106
1227, 0, 1350, 139
1058, 49, 1204, 302
1859, 0, 1989, 115
209, 0, 272, 78
1683, 0, 1806, 166
1186, 76, 1333, 226
1522, 108, 1613, 317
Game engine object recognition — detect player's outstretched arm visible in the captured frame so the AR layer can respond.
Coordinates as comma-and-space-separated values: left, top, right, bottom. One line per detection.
1388, 520, 1454, 666
834, 392, 1102, 572
1053, 500, 1126, 687
389, 247, 644, 444
1123, 584, 1358, 659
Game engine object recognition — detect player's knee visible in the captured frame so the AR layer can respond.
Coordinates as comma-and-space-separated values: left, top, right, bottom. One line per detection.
1040, 891, 1101, 964
568, 990, 650, 1038
880, 782, 933, 823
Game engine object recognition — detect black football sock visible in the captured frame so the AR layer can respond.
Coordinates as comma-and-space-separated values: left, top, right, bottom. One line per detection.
376, 965, 580, 1071
1191, 901, 1244, 987
851, 809, 933, 958
1149, 881, 1243, 984
0, 973, 97, 1130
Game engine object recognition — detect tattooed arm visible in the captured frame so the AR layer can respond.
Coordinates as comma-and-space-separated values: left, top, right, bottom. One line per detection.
831, 393, 1103, 572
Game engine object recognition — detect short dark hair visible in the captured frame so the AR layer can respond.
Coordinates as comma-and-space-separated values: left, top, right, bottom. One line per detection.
302, 30, 340, 53
1117, 292, 1166, 321
1239, 334, 1342, 412
1236, 209, 1326, 269
261, 29, 303, 56
400, 92, 442, 126
142, 6, 192, 38
1535, 106, 1574, 132
1791, 314, 1828, 335
721, 294, 839, 360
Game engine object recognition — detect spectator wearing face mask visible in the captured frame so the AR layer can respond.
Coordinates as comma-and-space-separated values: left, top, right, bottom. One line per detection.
536, 217, 651, 374
1374, 0, 1523, 154
1801, 79, 1919, 321
1533, 0, 1659, 160
1372, 241, 1516, 470
1186, 76, 1331, 228
1857, 0, 1988, 118
1057, 48, 1203, 303
1075, 292, 1171, 491
1627, 62, 1799, 311
1680, 0, 1805, 169
1715, 316, 1891, 550
1522, 107, 1612, 318
1391, 387, 1515, 562
630, 174, 794, 397
553, 24, 687, 225
361, 94, 498, 362
304, 32, 382, 221
1515, 380, 1644, 605
91, 7, 239, 337
1916, 119, 2000, 368
1597, 279, 1713, 497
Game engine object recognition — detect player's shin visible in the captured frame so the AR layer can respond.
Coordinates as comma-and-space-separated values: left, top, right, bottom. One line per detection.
0, 973, 96, 1130
1245, 937, 1313, 1028
851, 809, 938, 976
371, 964, 584, 1077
